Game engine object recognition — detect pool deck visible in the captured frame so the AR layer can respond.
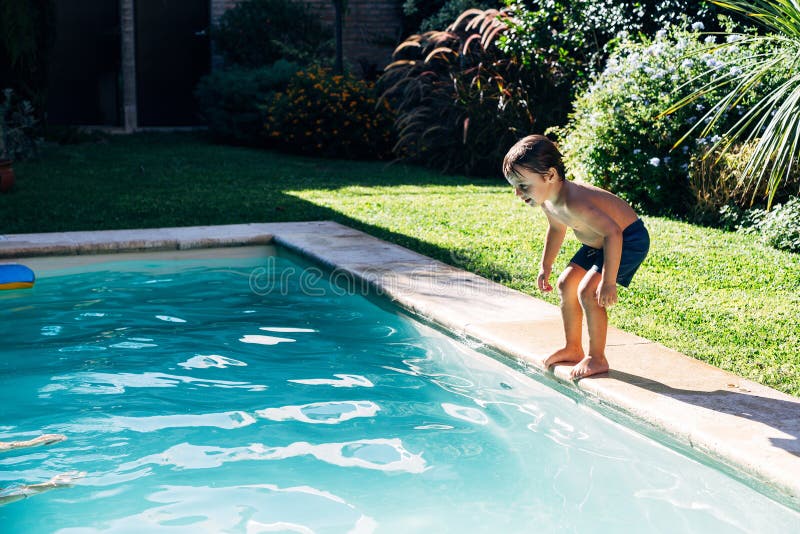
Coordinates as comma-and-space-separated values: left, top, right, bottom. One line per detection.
2, 221, 799, 509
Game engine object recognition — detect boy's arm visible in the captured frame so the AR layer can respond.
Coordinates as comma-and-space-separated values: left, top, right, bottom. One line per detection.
569, 201, 623, 306
538, 209, 568, 291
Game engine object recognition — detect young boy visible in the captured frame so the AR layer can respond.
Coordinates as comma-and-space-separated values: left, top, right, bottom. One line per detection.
503, 135, 650, 379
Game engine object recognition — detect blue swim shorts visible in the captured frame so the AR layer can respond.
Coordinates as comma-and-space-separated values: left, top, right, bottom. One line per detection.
569, 218, 650, 287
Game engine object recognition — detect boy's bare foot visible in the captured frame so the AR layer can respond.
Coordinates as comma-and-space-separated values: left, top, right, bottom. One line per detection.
543, 347, 585, 369
570, 355, 609, 379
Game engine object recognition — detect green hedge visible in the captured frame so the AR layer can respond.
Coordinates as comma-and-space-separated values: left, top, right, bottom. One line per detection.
194, 61, 299, 146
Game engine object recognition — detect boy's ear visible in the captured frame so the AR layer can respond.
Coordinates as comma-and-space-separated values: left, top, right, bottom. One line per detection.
547, 167, 558, 182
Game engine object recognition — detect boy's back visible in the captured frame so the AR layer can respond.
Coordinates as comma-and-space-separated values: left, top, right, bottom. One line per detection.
542, 181, 639, 249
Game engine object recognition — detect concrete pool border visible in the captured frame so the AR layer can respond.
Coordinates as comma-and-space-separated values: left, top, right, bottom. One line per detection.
2, 221, 799, 509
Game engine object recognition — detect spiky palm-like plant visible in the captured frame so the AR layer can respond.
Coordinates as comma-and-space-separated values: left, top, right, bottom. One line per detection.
666, 0, 800, 208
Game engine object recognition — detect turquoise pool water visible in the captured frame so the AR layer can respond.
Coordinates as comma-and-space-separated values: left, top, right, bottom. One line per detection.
1, 248, 798, 533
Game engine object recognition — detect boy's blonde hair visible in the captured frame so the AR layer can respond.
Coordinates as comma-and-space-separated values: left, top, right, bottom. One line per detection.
503, 134, 566, 183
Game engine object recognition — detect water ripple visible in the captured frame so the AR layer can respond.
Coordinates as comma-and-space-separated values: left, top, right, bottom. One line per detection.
54, 484, 377, 534
41, 325, 63, 336
123, 438, 428, 473
55, 411, 256, 433
259, 327, 317, 333
441, 403, 489, 426
178, 355, 247, 369
42, 372, 267, 394
288, 374, 373, 388
256, 401, 380, 424
239, 335, 296, 345
109, 341, 158, 349
155, 315, 186, 323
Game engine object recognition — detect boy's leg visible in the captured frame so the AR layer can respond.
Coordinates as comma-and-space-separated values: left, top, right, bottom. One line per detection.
543, 264, 586, 368
573, 270, 610, 379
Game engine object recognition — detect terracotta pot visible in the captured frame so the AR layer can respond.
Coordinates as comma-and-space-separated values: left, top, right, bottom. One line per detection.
0, 159, 15, 193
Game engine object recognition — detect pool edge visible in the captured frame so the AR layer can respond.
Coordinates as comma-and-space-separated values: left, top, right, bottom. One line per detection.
3, 221, 799, 511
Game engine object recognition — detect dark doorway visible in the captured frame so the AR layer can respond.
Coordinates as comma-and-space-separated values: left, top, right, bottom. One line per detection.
135, 0, 210, 126
47, 1, 121, 126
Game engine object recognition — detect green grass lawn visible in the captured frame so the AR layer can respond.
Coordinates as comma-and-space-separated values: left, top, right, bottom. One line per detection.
3, 132, 799, 396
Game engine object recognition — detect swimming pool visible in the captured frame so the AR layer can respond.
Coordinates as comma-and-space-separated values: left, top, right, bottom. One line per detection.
1, 246, 798, 532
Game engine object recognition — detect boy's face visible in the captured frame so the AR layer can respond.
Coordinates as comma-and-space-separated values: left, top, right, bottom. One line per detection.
508, 166, 555, 207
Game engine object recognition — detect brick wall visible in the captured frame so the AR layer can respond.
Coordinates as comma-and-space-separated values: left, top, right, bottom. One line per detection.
210, 0, 403, 76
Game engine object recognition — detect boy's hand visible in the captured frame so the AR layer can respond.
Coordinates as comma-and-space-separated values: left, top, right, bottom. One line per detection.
537, 268, 553, 292
596, 282, 617, 307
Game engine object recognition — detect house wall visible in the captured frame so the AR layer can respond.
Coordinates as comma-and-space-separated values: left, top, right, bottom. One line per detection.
210, 0, 403, 76
113, 0, 402, 130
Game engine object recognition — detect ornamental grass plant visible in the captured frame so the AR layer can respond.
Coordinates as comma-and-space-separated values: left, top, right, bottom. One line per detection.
379, 8, 537, 176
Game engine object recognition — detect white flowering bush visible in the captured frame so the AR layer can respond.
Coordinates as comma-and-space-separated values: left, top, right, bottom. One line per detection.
498, 1, 726, 129
553, 24, 782, 217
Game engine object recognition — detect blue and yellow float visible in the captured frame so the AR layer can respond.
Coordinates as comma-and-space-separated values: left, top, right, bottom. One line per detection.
0, 264, 35, 290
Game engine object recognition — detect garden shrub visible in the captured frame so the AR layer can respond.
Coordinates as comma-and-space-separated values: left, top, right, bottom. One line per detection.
552, 24, 783, 217
0, 88, 40, 161
195, 60, 299, 145
688, 140, 800, 224
0, 0, 54, 122
731, 197, 800, 253
264, 66, 394, 160
402, 0, 501, 33
500, 0, 726, 90
213, 0, 333, 68
496, 0, 727, 127
380, 8, 538, 176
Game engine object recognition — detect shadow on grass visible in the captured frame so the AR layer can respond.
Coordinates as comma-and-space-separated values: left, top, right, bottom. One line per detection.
285, 196, 520, 282
0, 133, 504, 234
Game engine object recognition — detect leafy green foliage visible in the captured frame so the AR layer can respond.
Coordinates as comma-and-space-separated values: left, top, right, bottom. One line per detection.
194, 61, 300, 146
264, 66, 394, 160
0, 88, 40, 161
730, 197, 800, 252
402, 0, 501, 33
380, 8, 537, 176
0, 0, 55, 114
401, 0, 447, 34
213, 0, 333, 68
553, 25, 782, 216
499, 0, 726, 94
666, 0, 800, 209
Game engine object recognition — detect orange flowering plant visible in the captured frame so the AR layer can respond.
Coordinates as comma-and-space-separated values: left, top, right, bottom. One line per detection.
264, 66, 395, 160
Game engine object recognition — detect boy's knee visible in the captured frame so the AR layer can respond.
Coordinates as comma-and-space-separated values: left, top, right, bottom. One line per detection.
556, 272, 579, 295
578, 283, 596, 305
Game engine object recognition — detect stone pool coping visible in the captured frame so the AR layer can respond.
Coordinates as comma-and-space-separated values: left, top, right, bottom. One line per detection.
2, 221, 799, 509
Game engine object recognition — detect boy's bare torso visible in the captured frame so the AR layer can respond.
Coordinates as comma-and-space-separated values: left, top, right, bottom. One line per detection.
542, 181, 638, 249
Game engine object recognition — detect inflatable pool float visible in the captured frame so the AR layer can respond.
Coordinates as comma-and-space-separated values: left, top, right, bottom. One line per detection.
0, 264, 35, 290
